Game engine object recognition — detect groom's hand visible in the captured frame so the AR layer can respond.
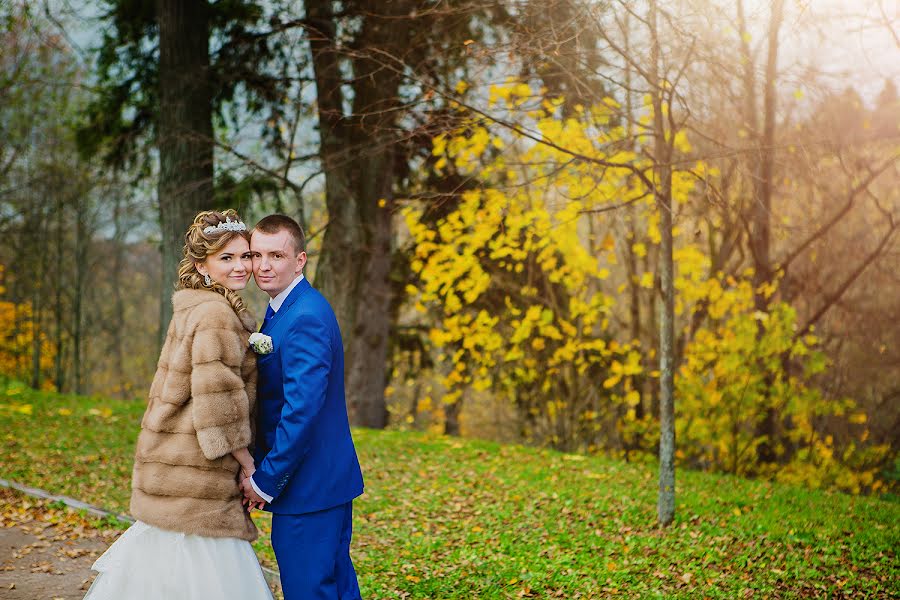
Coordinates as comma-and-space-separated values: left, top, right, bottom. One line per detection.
240, 477, 267, 511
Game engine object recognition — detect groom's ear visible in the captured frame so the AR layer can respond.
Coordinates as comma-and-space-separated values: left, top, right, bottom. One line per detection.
296, 251, 307, 273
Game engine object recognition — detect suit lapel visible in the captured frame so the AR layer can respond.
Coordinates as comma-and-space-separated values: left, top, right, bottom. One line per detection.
262, 277, 311, 334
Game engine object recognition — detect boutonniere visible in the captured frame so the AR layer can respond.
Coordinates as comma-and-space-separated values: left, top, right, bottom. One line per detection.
249, 332, 274, 355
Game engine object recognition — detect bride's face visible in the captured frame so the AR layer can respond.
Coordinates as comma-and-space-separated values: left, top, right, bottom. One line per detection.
196, 236, 252, 291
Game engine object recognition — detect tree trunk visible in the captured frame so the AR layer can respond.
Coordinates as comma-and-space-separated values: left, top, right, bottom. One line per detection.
54, 194, 66, 392
444, 396, 462, 437
73, 196, 86, 395
30, 282, 41, 390
627, 211, 646, 422
156, 0, 213, 345
650, 0, 676, 527
28, 195, 48, 390
72, 190, 91, 394
408, 381, 422, 425
746, 0, 785, 463
750, 0, 783, 299
341, 89, 393, 429
623, 13, 646, 424
307, 1, 397, 429
111, 194, 127, 397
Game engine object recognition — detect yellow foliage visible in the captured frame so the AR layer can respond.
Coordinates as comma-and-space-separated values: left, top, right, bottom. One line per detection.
401, 82, 887, 492
402, 81, 692, 448
0, 295, 56, 383
675, 274, 885, 492
632, 242, 647, 258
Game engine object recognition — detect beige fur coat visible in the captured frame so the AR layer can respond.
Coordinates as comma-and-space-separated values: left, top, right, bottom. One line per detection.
130, 289, 258, 541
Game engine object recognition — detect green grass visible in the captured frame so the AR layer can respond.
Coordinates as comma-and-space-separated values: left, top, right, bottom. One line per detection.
1, 381, 897, 598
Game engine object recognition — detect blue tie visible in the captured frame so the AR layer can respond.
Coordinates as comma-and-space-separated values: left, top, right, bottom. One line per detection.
264, 304, 275, 322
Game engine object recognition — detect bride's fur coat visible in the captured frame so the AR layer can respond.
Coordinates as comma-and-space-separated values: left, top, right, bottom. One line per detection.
130, 289, 258, 541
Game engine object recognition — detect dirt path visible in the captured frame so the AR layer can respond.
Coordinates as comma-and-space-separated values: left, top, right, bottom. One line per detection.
0, 519, 106, 599
0, 486, 283, 600
0, 488, 117, 600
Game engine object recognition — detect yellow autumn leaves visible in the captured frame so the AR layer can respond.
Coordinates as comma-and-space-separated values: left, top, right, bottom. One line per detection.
0, 265, 56, 385
405, 81, 663, 439
402, 80, 886, 492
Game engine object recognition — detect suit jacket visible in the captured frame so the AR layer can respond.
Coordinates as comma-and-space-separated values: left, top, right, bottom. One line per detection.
253, 278, 364, 514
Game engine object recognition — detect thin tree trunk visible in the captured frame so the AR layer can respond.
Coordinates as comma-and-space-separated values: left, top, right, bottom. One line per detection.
157, 0, 213, 346
73, 196, 85, 395
751, 0, 783, 298
54, 193, 65, 392
29, 213, 42, 389
749, 0, 785, 464
444, 394, 462, 436
30, 282, 41, 390
623, 12, 646, 423
627, 213, 645, 422
408, 381, 422, 424
650, 0, 676, 527
111, 194, 127, 397
645, 246, 660, 416
29, 196, 47, 390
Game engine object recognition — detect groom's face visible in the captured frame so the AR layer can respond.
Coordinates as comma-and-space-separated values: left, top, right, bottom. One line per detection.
250, 229, 307, 298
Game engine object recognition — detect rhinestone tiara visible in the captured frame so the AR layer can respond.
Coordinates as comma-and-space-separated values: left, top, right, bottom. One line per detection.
202, 217, 247, 235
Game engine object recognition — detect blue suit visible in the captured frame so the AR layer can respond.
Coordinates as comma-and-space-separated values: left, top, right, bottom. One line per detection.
253, 278, 364, 599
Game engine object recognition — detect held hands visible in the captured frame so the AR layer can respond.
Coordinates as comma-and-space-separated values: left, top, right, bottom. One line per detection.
239, 474, 267, 512
231, 448, 266, 512
233, 448, 266, 512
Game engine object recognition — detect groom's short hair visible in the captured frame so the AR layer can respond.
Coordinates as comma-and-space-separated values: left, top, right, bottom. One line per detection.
253, 214, 306, 255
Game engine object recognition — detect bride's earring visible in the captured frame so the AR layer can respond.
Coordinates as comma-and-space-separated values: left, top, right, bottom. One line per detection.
204, 273, 212, 286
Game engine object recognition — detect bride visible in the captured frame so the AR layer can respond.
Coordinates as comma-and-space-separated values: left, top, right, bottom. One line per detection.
84, 210, 273, 600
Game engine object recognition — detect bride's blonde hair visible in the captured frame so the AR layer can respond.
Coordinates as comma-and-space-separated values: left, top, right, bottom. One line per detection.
176, 209, 250, 316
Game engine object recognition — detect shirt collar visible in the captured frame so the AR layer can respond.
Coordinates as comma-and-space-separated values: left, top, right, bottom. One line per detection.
268, 274, 305, 313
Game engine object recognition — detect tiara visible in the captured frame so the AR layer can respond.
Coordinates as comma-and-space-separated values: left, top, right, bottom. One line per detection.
202, 217, 247, 235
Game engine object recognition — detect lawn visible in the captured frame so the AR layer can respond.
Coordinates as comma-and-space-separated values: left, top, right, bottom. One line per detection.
1, 381, 897, 598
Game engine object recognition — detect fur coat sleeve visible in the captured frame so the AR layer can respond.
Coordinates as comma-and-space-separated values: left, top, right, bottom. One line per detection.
190, 301, 254, 460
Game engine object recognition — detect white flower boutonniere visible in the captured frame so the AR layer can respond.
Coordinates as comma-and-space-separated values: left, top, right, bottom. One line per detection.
249, 332, 274, 355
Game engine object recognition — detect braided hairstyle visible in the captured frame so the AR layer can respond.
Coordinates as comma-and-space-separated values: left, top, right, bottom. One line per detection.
176, 209, 250, 317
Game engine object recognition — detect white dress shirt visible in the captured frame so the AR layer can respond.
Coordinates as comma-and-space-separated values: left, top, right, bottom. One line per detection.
248, 274, 305, 503
267, 273, 305, 313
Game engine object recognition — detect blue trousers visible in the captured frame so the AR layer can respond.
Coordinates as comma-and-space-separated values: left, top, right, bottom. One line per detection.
271, 502, 361, 600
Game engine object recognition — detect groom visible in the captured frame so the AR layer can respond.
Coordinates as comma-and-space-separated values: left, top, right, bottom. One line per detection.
241, 214, 364, 599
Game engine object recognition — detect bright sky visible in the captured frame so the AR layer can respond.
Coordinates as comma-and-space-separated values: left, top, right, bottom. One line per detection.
747, 0, 898, 101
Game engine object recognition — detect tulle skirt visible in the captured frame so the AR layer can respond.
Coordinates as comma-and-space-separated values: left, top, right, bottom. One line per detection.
83, 520, 274, 600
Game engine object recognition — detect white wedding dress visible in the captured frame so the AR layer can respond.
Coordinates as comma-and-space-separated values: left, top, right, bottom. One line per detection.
83, 520, 274, 600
